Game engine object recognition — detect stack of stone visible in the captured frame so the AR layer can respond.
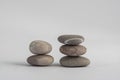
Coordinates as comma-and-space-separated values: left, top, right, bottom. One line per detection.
27, 40, 54, 66
58, 35, 90, 67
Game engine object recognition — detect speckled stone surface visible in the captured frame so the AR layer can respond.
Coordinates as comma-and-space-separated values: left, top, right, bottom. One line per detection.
60, 45, 87, 56
29, 40, 52, 54
27, 55, 54, 66
60, 56, 90, 67
58, 35, 84, 45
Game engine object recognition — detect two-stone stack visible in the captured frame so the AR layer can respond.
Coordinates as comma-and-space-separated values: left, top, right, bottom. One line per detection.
58, 35, 90, 67
27, 40, 54, 66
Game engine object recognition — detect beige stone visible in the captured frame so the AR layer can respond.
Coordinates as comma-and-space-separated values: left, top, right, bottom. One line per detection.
29, 40, 52, 54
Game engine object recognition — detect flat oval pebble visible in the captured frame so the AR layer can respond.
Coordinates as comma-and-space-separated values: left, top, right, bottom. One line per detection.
27, 55, 54, 66
60, 56, 90, 67
29, 40, 52, 54
58, 35, 84, 45
60, 45, 87, 56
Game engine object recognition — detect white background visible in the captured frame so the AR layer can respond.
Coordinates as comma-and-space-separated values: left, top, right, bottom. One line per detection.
0, 0, 120, 80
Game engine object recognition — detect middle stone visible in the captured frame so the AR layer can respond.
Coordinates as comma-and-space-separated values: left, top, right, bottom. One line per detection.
60, 45, 87, 56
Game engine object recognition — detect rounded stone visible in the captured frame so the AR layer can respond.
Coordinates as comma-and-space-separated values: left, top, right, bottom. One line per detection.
60, 45, 87, 56
27, 55, 54, 66
60, 56, 90, 67
29, 40, 52, 54
58, 35, 85, 45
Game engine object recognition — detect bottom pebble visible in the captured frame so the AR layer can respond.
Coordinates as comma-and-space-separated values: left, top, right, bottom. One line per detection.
27, 55, 54, 66
60, 56, 90, 67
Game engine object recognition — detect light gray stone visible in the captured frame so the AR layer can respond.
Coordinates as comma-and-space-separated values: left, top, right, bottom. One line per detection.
58, 35, 84, 45
60, 45, 87, 56
29, 40, 52, 54
60, 56, 90, 67
27, 55, 54, 66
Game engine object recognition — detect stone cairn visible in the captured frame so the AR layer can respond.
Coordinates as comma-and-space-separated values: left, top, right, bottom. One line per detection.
27, 40, 54, 66
58, 35, 90, 67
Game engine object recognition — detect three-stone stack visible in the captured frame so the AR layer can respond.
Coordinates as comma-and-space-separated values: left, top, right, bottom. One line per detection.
58, 35, 90, 67
27, 40, 54, 66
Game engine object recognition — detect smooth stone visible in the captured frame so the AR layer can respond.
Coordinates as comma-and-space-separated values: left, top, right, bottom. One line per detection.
60, 56, 90, 67
27, 55, 54, 66
60, 45, 87, 56
58, 35, 84, 45
29, 40, 52, 54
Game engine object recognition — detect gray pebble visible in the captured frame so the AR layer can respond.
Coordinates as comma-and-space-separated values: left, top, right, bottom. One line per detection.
60, 56, 90, 67
27, 55, 54, 66
29, 40, 52, 54
58, 35, 84, 45
60, 45, 87, 56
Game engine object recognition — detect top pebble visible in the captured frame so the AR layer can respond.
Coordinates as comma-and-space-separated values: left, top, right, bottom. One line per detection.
29, 40, 52, 54
58, 35, 85, 45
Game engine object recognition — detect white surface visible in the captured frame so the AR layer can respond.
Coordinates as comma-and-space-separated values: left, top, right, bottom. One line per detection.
0, 0, 120, 80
